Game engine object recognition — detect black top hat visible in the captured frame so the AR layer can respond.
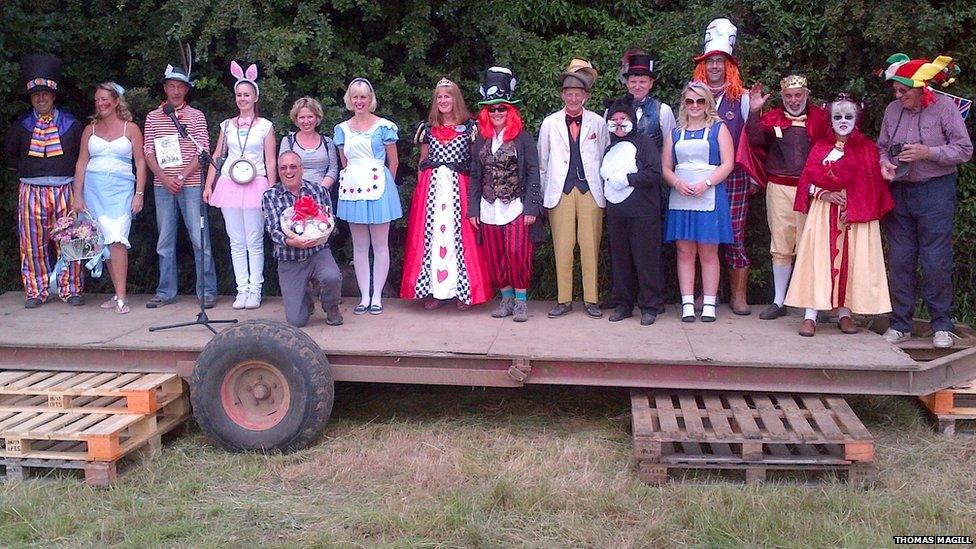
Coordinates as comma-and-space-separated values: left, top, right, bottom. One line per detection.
21, 53, 62, 95
623, 54, 655, 78
478, 67, 521, 105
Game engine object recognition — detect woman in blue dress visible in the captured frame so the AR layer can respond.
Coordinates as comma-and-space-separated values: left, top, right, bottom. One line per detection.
72, 82, 147, 314
663, 81, 734, 322
335, 78, 403, 314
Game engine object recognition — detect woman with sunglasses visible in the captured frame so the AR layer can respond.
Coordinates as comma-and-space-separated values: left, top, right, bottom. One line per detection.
467, 67, 542, 323
335, 77, 403, 315
663, 82, 735, 322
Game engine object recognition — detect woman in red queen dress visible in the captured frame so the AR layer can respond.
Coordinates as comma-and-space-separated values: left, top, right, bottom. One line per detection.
785, 94, 894, 337
400, 78, 492, 309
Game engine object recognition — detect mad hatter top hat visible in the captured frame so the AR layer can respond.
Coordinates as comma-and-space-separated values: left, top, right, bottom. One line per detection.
478, 66, 521, 105
21, 53, 62, 95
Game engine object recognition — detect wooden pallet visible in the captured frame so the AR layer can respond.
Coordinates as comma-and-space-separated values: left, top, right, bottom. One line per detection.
0, 371, 183, 414
919, 380, 976, 436
632, 391, 876, 485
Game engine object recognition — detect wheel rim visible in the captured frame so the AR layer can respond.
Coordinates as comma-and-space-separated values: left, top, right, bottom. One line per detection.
219, 360, 291, 431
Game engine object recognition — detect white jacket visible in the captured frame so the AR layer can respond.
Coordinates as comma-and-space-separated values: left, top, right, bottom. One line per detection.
538, 108, 609, 208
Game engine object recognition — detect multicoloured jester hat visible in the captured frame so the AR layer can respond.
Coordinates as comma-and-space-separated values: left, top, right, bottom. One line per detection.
882, 53, 958, 88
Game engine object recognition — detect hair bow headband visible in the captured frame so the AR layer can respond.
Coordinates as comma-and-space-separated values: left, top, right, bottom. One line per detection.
230, 60, 260, 97
351, 77, 374, 93
111, 82, 125, 96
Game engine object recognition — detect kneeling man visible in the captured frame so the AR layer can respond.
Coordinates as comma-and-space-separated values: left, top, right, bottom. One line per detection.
262, 151, 342, 327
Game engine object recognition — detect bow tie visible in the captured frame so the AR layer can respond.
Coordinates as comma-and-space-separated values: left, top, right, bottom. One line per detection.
633, 97, 651, 109
565, 114, 582, 125
238, 116, 253, 128
785, 112, 807, 127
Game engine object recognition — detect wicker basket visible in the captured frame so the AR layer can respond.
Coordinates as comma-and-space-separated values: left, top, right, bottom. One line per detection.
53, 210, 103, 262
280, 205, 335, 248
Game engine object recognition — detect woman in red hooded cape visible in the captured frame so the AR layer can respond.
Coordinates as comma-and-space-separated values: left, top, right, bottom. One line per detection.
785, 96, 894, 336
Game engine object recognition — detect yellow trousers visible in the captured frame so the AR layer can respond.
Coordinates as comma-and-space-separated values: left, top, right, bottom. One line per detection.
766, 182, 806, 266
549, 187, 603, 303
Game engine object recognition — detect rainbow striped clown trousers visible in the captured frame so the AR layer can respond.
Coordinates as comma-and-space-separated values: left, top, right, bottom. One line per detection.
18, 182, 84, 301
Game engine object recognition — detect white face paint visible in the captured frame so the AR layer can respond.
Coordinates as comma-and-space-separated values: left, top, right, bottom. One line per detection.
831, 101, 857, 136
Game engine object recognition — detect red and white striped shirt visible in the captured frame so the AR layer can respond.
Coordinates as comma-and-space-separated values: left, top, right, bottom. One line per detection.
143, 104, 210, 187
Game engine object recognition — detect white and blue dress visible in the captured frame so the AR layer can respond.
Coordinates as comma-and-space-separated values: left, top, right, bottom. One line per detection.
334, 118, 403, 224
85, 122, 135, 248
664, 122, 734, 243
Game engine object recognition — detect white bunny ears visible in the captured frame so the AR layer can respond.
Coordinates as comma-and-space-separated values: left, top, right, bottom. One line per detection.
230, 60, 260, 97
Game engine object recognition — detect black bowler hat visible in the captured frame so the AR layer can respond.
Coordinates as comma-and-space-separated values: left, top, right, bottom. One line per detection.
21, 53, 62, 96
623, 54, 655, 78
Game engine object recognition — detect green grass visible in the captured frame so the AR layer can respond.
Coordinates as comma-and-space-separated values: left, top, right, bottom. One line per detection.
1, 386, 974, 547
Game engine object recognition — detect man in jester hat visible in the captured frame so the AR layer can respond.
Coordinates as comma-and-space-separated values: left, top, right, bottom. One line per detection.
4, 54, 85, 309
738, 74, 829, 320
876, 53, 973, 349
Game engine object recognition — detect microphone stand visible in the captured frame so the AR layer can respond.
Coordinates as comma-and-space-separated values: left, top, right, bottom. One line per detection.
150, 112, 237, 335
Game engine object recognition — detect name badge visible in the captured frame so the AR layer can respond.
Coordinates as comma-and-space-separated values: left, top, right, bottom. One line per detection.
154, 135, 183, 169
773, 126, 783, 139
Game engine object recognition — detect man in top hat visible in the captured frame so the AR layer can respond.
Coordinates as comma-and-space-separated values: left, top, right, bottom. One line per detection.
142, 55, 217, 309
877, 53, 973, 348
538, 58, 609, 318
740, 74, 828, 320
4, 54, 85, 308
619, 50, 676, 150
691, 17, 754, 315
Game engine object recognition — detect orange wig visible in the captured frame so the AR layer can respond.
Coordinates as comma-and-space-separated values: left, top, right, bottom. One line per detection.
692, 57, 744, 101
477, 104, 523, 142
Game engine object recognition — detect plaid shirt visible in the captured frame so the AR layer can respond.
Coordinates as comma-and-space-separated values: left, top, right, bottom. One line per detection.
262, 179, 332, 262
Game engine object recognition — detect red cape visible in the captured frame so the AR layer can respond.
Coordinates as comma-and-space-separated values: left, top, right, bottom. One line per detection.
793, 129, 895, 223
736, 103, 828, 188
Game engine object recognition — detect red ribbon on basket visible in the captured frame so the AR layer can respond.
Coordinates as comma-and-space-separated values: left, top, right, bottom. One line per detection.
292, 196, 322, 221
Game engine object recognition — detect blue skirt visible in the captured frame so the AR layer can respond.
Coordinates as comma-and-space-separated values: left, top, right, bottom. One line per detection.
665, 182, 734, 244
337, 168, 403, 224
84, 170, 134, 248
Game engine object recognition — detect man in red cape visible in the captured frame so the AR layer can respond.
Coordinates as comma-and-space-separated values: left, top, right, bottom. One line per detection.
737, 74, 828, 320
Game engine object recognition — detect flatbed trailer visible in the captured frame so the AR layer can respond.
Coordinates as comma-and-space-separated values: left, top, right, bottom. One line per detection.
1, 293, 973, 451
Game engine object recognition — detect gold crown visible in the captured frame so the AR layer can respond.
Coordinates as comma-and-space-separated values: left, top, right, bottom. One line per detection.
436, 77, 457, 88
780, 75, 807, 90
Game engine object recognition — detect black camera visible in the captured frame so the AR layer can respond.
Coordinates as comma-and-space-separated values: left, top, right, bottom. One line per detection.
889, 143, 903, 158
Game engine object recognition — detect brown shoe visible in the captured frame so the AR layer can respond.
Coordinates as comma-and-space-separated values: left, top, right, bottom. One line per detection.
798, 319, 816, 337
838, 315, 858, 334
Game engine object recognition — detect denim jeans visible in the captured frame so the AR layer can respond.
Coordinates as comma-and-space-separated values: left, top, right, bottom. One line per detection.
884, 173, 956, 333
153, 184, 217, 300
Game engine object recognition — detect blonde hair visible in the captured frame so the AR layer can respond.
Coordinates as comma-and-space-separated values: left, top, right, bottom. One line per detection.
289, 96, 324, 124
427, 79, 471, 127
343, 78, 377, 112
676, 81, 722, 129
91, 82, 132, 122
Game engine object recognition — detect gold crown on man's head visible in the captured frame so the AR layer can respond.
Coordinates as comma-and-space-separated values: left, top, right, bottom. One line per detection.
780, 74, 808, 90
436, 77, 457, 88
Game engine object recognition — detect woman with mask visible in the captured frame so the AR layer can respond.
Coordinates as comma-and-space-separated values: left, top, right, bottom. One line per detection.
599, 95, 665, 325
786, 95, 894, 337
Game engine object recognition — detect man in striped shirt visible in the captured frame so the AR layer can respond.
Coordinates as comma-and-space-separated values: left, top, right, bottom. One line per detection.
143, 65, 217, 309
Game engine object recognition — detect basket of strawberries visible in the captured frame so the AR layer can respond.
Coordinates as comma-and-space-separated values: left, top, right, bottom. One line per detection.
280, 195, 335, 247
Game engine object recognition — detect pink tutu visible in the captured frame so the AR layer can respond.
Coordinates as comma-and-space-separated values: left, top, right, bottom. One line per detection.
209, 175, 270, 209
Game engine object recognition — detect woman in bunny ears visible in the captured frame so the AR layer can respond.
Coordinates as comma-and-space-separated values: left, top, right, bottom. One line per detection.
203, 61, 277, 310
334, 77, 403, 315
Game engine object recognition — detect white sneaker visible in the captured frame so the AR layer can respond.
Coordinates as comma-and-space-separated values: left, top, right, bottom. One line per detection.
933, 330, 957, 349
232, 292, 248, 310
882, 328, 910, 344
244, 292, 262, 310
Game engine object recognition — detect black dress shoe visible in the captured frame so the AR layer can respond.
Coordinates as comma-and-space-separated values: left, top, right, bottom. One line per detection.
66, 295, 85, 306
640, 311, 657, 326
608, 306, 633, 322
203, 296, 216, 309
325, 306, 344, 326
24, 298, 43, 309
759, 303, 787, 320
548, 302, 573, 318
584, 302, 602, 318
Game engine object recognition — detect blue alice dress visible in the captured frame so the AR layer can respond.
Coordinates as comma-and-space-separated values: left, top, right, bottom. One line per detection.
664, 122, 734, 243
334, 118, 403, 224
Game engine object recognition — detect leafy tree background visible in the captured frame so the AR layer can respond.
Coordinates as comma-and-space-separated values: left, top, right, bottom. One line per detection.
1, 0, 974, 320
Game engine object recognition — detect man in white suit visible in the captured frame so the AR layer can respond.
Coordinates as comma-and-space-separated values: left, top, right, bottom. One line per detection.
538, 58, 609, 318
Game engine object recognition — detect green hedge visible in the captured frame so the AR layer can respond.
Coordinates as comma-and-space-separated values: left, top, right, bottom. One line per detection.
2, 0, 974, 320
